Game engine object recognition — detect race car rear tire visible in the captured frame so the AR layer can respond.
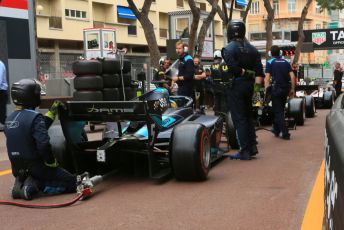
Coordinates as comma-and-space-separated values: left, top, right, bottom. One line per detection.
226, 112, 239, 149
171, 123, 210, 181
73, 90, 103, 101
102, 74, 121, 88
323, 91, 335, 109
305, 95, 315, 118
74, 75, 103, 90
103, 88, 121, 101
72, 60, 102, 75
288, 98, 305, 126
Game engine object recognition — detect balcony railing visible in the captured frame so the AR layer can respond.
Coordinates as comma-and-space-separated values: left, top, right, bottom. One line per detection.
49, 16, 62, 29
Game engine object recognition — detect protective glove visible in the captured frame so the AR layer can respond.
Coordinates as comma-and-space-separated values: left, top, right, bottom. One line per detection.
45, 100, 64, 121
253, 83, 261, 93
45, 158, 59, 168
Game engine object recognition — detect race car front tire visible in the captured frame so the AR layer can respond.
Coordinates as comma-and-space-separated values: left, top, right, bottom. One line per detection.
171, 123, 210, 181
323, 91, 335, 109
226, 112, 239, 149
48, 125, 75, 173
305, 95, 315, 118
288, 98, 305, 126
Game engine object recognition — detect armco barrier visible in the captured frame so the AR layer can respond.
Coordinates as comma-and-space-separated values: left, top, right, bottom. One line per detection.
324, 93, 344, 230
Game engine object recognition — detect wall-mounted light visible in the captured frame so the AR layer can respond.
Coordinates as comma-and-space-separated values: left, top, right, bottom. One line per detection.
36, 5, 44, 15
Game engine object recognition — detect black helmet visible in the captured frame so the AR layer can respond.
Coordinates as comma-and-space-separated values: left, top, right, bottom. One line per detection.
227, 20, 246, 41
11, 79, 41, 108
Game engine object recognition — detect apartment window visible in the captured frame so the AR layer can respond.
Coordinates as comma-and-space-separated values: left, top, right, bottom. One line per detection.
65, 9, 87, 19
177, 0, 184, 8
199, 3, 206, 11
288, 0, 296, 13
273, 0, 279, 15
315, 6, 321, 14
250, 1, 259, 15
316, 24, 321, 29
128, 25, 137, 36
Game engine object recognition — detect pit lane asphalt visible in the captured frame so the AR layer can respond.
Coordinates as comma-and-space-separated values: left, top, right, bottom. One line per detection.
0, 110, 327, 230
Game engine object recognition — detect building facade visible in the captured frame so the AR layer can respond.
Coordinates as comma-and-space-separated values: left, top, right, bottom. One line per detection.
36, 0, 244, 78
247, 0, 331, 64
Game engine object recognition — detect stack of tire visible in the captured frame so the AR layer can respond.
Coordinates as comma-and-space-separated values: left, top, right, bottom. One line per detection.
72, 60, 103, 101
101, 58, 137, 101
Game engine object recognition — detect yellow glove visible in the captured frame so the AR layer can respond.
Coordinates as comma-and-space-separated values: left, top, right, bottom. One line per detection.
45, 100, 64, 120
254, 83, 261, 93
45, 158, 59, 168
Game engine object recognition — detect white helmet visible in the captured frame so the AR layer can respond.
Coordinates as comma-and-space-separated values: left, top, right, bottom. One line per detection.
159, 57, 166, 66
213, 50, 222, 59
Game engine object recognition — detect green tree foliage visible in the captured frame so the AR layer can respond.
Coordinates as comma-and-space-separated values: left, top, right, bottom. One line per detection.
316, 0, 344, 10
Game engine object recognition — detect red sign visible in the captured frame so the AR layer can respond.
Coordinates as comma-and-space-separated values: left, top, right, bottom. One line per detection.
0, 0, 28, 10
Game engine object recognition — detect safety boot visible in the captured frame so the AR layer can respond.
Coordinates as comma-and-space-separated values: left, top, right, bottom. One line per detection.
20, 176, 39, 200
11, 177, 24, 199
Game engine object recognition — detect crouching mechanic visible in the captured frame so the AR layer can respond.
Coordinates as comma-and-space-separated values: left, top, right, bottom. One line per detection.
4, 79, 77, 200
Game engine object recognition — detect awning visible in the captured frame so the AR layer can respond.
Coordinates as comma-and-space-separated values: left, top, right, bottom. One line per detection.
117, 6, 136, 20
236, 0, 247, 7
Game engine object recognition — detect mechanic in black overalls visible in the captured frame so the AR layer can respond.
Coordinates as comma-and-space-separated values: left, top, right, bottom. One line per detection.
211, 50, 225, 115
333, 62, 343, 98
264, 46, 296, 140
4, 79, 77, 200
193, 55, 206, 110
153, 57, 173, 93
222, 20, 264, 160
171, 41, 195, 98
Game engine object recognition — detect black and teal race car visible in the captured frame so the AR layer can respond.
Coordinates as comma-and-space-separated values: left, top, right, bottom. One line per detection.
50, 88, 227, 181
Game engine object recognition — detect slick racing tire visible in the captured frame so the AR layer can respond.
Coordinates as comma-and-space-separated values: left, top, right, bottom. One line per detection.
103, 88, 121, 101
102, 74, 121, 88
48, 125, 75, 173
304, 95, 315, 118
102, 58, 131, 74
73, 90, 103, 101
171, 123, 210, 181
120, 87, 137, 101
226, 112, 239, 149
74, 75, 103, 90
121, 73, 132, 87
323, 91, 335, 109
72, 60, 102, 75
288, 98, 305, 126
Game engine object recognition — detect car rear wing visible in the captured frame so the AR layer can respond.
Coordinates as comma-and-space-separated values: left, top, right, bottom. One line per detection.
65, 100, 166, 122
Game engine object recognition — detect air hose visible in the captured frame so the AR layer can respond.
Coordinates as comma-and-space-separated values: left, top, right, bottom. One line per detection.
0, 188, 91, 209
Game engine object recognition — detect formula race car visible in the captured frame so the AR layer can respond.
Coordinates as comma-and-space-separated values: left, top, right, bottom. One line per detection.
252, 86, 307, 127
49, 88, 225, 181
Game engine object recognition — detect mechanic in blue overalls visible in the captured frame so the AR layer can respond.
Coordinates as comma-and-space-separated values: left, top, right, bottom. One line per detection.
222, 20, 264, 160
171, 41, 195, 98
264, 45, 296, 140
4, 79, 77, 200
